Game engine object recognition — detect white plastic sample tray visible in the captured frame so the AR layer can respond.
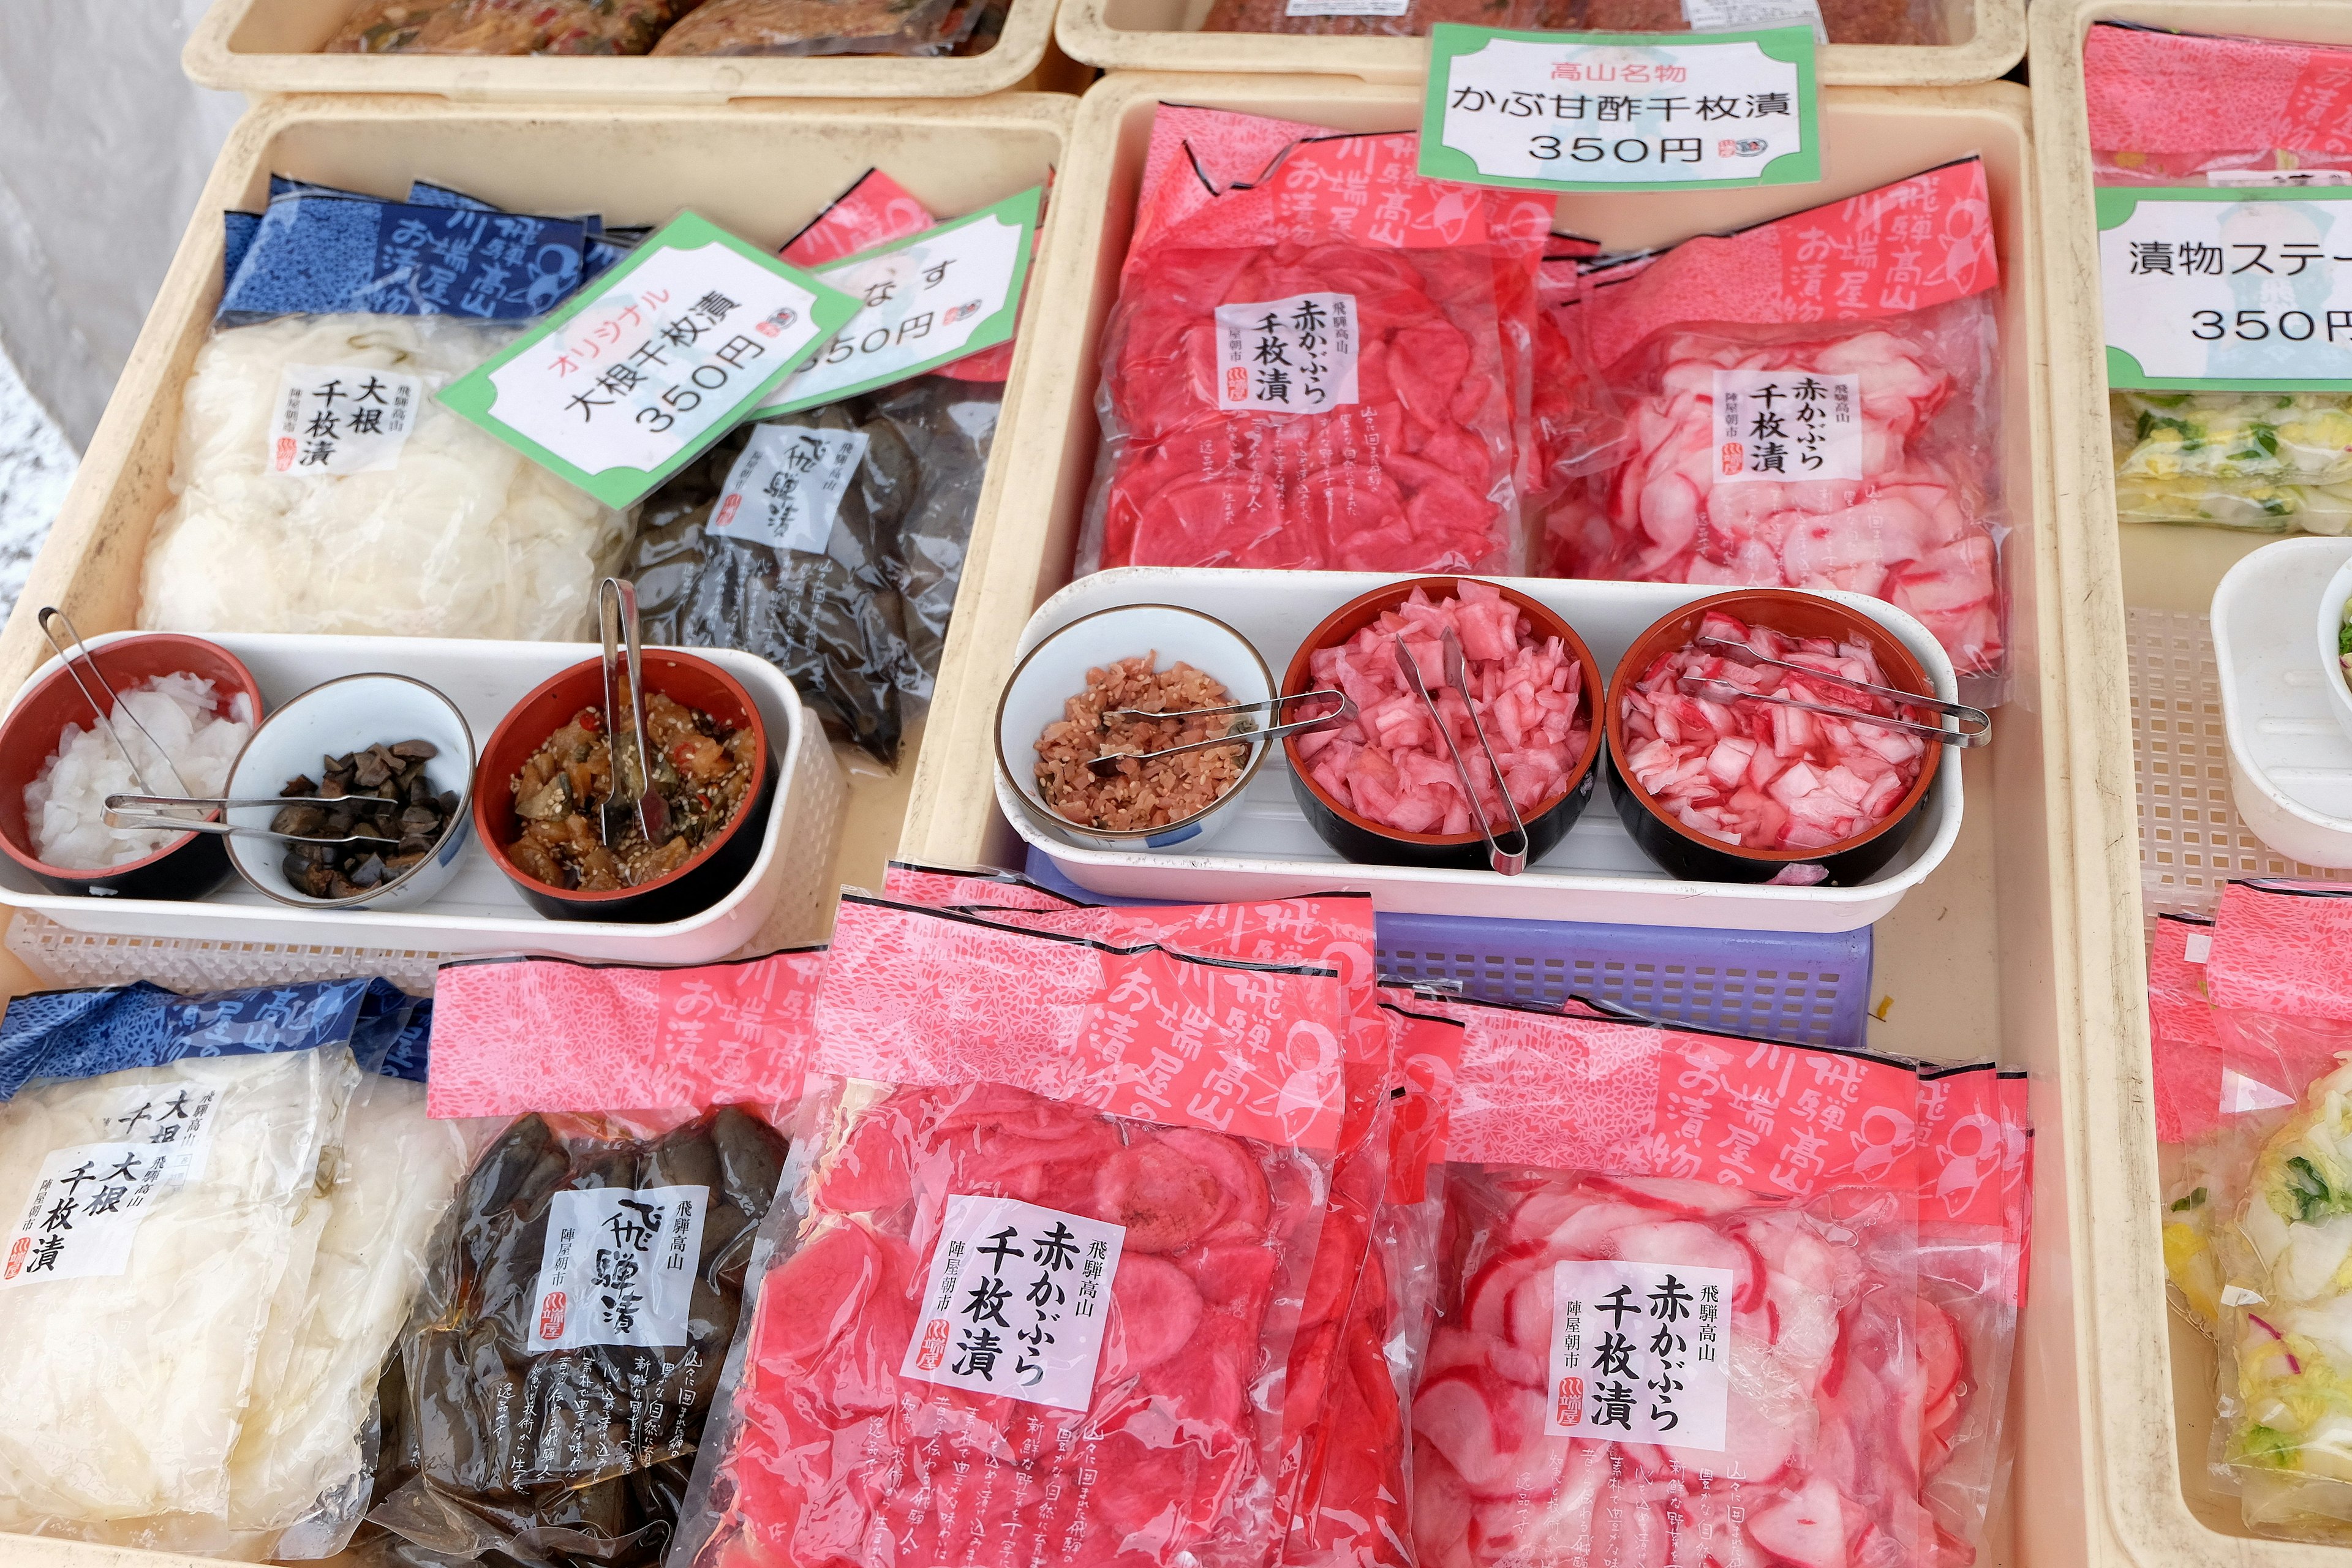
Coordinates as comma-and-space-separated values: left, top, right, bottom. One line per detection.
0, 632, 843, 963
2210, 535, 2352, 869
999, 568, 1964, 932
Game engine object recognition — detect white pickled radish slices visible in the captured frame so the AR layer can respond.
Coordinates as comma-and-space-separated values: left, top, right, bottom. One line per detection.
1619, 611, 1928, 853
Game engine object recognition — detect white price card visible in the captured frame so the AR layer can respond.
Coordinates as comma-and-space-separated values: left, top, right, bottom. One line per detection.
2098, 186, 2352, 390
268, 363, 422, 476
902, 1194, 1126, 1412
1419, 24, 1820, 194
439, 211, 856, 509
526, 1184, 709, 1351
1545, 1257, 1733, 1449
751, 186, 1041, 418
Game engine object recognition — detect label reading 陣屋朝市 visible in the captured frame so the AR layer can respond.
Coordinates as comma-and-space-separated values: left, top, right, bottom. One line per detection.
750, 186, 1041, 419
2099, 186, 2352, 389
437, 211, 856, 509
1420, 24, 1819, 194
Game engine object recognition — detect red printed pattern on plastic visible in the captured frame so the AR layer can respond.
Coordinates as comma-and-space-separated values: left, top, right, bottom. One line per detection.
813, 899, 1348, 1150
1438, 1003, 1922, 1198
1586, 160, 1998, 370
1380, 996, 1467, 1205
781, 170, 933, 267
2084, 23, 2352, 158
880, 864, 1076, 911
425, 949, 827, 1117
2206, 884, 2352, 1021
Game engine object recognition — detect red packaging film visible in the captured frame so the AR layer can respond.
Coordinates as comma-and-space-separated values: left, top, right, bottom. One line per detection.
1406, 995, 2026, 1568
2084, 22, 2352, 185
674, 897, 1354, 1568
1554, 160, 2008, 703
1080, 107, 1551, 577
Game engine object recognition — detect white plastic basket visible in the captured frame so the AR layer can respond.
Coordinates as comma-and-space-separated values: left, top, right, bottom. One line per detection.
1001, 567, 1962, 930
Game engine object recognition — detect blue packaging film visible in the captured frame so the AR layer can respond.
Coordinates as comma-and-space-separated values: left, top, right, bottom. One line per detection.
0, 977, 431, 1101
216, 189, 587, 326
406, 180, 645, 281
222, 209, 261, 288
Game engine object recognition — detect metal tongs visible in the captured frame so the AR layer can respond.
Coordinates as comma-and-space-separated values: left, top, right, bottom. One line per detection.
1674, 633, 1992, 749
1084, 690, 1359, 777
101, 794, 404, 848
39, 608, 197, 810
1392, 629, 1529, 876
598, 576, 671, 848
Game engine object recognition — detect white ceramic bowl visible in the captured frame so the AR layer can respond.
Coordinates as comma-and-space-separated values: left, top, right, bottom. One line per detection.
222, 673, 477, 912
2317, 554, 2352, 746
995, 605, 1274, 854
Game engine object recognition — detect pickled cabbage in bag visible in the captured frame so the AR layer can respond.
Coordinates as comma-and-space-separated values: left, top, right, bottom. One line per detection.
1080, 107, 1545, 576
1559, 160, 2008, 702
674, 896, 1352, 1568
2113, 392, 2352, 533
2142, 882, 2352, 1542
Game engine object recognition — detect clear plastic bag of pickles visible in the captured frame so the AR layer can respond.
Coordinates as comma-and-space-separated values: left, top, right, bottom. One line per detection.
2111, 391, 2352, 533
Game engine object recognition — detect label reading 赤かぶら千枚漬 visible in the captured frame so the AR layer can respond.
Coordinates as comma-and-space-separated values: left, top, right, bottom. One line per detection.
1711, 369, 1860, 483
902, 1194, 1126, 1412
1213, 293, 1360, 412
1545, 1258, 1732, 1449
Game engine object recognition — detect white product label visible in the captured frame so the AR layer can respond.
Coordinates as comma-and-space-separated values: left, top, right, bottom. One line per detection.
902, 1194, 1125, 1412
1679, 0, 1827, 43
99, 1083, 221, 1180
2098, 190, 2352, 386
1287, 0, 1411, 15
527, 1184, 709, 1351
707, 424, 869, 553
2207, 168, 2352, 189
1214, 293, 1360, 412
2183, 930, 2214, 963
762, 210, 1029, 414
1431, 33, 1810, 189
269, 362, 422, 475
1711, 369, 1860, 482
484, 241, 826, 477
1545, 1258, 1733, 1449
1, 1138, 193, 1287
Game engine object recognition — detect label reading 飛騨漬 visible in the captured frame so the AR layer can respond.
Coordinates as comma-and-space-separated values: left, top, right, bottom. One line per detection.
526, 1184, 710, 1351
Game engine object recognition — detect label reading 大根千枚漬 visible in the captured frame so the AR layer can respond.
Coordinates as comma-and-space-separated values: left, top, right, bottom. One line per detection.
1711, 369, 1860, 483
270, 363, 423, 476
1213, 293, 1360, 412
902, 1194, 1126, 1412
706, 424, 870, 554
526, 1184, 709, 1351
1545, 1258, 1733, 1448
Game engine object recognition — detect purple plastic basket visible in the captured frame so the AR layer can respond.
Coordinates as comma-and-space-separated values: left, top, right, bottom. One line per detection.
1019, 851, 1873, 1050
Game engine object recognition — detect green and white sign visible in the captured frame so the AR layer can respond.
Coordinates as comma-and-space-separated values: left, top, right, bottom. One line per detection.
750, 186, 1042, 419
1419, 24, 1819, 194
2098, 186, 2352, 391
438, 211, 856, 509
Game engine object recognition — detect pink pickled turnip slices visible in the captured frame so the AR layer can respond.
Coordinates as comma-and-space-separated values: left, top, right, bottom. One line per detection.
1606, 597, 1953, 884
1284, 578, 1600, 868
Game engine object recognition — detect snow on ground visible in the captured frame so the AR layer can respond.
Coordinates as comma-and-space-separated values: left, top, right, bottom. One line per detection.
0, 344, 75, 625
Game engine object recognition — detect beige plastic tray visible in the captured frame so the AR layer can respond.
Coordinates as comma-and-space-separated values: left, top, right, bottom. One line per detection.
184, 0, 1066, 102
1055, 0, 2023, 86
0, 89, 1072, 1011
902, 69, 2081, 1563
2034, 2, 2352, 1562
